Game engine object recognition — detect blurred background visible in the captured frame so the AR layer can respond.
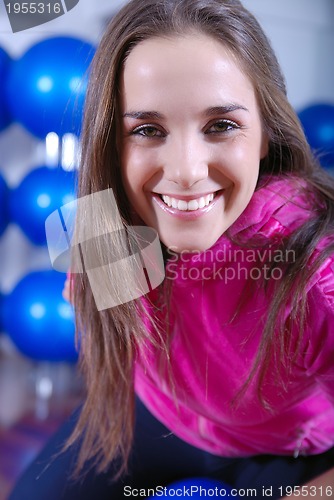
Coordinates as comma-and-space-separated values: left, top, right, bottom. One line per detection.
0, 0, 333, 498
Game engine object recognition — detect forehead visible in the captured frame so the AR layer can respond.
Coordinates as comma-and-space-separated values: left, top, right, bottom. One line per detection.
120, 34, 257, 112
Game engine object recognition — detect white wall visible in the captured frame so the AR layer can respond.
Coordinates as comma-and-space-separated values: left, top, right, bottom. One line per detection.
242, 0, 334, 110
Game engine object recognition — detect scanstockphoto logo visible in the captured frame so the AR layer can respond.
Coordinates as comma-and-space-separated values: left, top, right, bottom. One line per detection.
3, 0, 80, 33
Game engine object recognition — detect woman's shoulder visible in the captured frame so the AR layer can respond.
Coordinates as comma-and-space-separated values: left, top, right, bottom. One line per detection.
227, 173, 334, 299
256, 175, 334, 298
229, 175, 323, 240
301, 252, 334, 397
307, 243, 334, 308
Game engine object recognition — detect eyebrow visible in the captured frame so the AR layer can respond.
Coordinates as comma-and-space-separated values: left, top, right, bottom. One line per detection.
122, 104, 249, 121
122, 111, 165, 120
205, 104, 249, 116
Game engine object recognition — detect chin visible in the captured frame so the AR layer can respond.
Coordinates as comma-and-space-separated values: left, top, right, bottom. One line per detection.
162, 234, 221, 255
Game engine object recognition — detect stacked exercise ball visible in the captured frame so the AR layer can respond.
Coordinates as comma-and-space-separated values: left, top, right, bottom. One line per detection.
299, 103, 334, 168
0, 37, 93, 363
0, 47, 12, 132
0, 171, 9, 338
10, 166, 77, 246
2, 270, 77, 362
0, 165, 77, 360
6, 36, 95, 138
0, 172, 9, 237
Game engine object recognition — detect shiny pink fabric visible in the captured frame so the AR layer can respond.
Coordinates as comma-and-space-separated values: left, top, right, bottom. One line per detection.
135, 177, 334, 458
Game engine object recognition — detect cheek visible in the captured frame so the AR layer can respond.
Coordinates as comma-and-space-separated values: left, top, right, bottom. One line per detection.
121, 145, 157, 192
121, 148, 142, 196
120, 150, 149, 224
235, 136, 263, 167
216, 144, 261, 196
215, 143, 259, 182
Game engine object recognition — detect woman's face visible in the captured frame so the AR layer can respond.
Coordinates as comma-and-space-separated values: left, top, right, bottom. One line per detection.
120, 34, 268, 253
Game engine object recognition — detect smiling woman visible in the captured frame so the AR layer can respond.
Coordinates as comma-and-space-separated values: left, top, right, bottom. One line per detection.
8, 1, 334, 499
120, 35, 268, 252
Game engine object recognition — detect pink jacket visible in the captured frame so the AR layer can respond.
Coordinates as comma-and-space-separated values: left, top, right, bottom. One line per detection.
135, 177, 334, 458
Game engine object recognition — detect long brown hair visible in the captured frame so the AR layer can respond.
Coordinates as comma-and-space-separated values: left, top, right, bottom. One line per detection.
67, 0, 334, 479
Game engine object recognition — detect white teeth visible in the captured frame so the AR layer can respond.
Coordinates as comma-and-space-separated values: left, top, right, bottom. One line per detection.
187, 200, 199, 211
198, 197, 205, 209
164, 195, 171, 206
161, 193, 215, 211
177, 200, 188, 210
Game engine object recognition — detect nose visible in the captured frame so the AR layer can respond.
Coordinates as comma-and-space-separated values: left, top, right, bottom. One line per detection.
164, 135, 209, 188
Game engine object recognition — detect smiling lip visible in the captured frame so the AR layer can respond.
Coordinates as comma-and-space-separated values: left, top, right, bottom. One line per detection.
152, 190, 224, 219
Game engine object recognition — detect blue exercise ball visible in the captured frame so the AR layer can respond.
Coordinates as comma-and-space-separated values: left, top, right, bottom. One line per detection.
0, 289, 3, 334
10, 166, 76, 246
0, 172, 9, 237
299, 103, 334, 168
6, 37, 95, 138
2, 270, 77, 362
0, 47, 12, 132
147, 477, 239, 499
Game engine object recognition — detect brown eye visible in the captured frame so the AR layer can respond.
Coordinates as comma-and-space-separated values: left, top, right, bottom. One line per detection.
142, 127, 159, 137
132, 125, 165, 138
206, 120, 238, 134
